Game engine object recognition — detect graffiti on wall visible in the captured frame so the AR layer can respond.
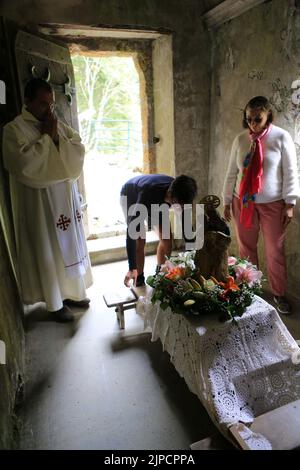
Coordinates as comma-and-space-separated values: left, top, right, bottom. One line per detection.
248, 70, 264, 80
269, 78, 290, 112
225, 47, 235, 71
291, 79, 300, 106
267, 77, 300, 161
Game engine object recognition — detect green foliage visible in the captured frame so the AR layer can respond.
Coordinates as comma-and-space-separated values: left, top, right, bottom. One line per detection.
72, 55, 142, 152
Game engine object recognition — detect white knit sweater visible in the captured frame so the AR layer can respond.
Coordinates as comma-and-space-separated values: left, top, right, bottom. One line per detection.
222, 124, 300, 206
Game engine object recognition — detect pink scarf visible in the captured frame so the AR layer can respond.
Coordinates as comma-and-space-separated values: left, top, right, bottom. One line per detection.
239, 125, 271, 229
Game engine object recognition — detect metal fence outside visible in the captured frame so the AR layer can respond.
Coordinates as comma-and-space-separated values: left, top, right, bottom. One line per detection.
80, 118, 143, 158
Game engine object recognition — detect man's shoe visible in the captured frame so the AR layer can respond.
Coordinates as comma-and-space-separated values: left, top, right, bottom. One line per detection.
52, 306, 75, 322
273, 296, 292, 315
63, 298, 91, 308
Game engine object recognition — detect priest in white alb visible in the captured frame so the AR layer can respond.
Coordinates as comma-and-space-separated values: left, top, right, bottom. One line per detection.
2, 78, 93, 322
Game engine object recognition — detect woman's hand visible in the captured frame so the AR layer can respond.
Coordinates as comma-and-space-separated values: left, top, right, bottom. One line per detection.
223, 204, 232, 222
124, 269, 138, 287
282, 204, 294, 230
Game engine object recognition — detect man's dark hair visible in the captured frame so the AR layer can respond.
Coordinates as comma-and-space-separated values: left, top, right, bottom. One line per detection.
169, 175, 197, 204
24, 78, 52, 101
242, 95, 274, 129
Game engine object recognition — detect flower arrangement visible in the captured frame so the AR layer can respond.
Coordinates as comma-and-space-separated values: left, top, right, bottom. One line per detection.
146, 252, 263, 322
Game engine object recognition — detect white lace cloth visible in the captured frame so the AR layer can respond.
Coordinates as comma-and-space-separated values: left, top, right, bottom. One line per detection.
138, 293, 300, 450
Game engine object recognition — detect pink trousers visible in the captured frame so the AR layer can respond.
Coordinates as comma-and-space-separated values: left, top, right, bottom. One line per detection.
232, 196, 287, 296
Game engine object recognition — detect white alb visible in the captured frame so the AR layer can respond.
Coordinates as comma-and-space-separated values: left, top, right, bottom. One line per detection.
2, 107, 93, 312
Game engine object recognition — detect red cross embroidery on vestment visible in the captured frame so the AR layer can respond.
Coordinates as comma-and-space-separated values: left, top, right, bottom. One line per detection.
76, 209, 82, 223
56, 214, 71, 231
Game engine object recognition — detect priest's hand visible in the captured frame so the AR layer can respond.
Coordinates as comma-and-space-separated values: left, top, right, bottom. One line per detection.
223, 204, 232, 222
124, 269, 138, 287
41, 109, 58, 143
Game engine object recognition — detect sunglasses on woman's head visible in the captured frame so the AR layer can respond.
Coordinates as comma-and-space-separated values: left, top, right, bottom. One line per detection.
246, 116, 263, 124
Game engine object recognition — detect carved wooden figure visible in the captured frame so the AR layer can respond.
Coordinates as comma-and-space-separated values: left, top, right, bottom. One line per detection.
194, 195, 231, 282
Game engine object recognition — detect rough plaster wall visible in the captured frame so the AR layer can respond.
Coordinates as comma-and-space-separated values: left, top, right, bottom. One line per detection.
153, 35, 175, 177
0, 0, 211, 197
173, 24, 211, 199
209, 0, 300, 296
0, 147, 24, 450
0, 157, 24, 449
0, 227, 24, 449
0, 18, 25, 449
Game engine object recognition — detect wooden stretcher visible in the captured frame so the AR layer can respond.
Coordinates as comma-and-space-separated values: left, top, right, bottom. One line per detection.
103, 286, 147, 329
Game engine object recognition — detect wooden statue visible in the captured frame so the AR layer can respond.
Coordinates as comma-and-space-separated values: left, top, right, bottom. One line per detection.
194, 195, 231, 282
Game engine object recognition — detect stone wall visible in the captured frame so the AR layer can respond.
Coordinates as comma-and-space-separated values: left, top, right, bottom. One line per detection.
0, 227, 24, 449
208, 0, 300, 296
0, 17, 25, 449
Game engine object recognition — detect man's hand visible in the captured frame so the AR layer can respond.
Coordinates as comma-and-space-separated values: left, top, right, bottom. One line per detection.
223, 204, 232, 222
41, 109, 58, 143
282, 203, 294, 230
124, 269, 138, 287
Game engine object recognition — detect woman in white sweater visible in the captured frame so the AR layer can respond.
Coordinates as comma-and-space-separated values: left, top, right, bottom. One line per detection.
223, 96, 299, 314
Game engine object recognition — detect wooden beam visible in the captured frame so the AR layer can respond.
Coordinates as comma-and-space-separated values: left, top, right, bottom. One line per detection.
37, 23, 166, 40
203, 0, 267, 29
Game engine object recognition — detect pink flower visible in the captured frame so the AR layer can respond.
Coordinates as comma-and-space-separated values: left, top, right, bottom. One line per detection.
161, 260, 175, 273
234, 265, 262, 287
228, 256, 237, 266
